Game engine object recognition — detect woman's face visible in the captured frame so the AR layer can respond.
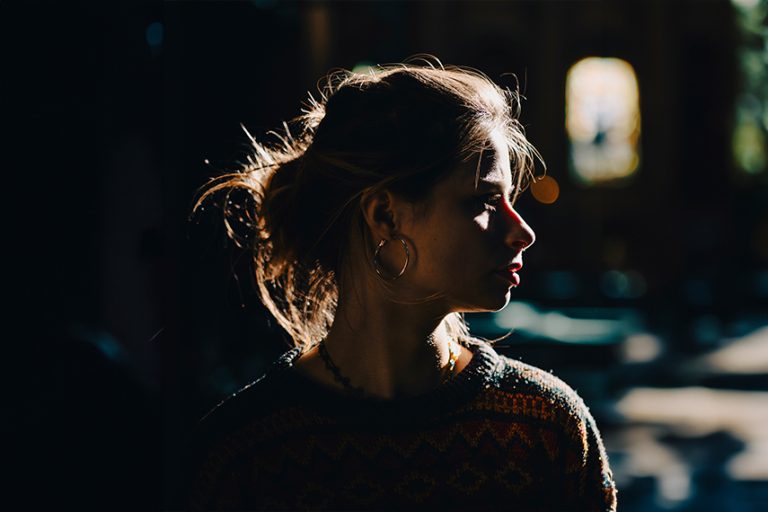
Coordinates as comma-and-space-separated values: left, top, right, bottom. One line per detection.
398, 130, 536, 313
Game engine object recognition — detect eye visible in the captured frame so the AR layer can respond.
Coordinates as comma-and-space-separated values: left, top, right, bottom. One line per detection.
480, 194, 502, 211
476, 192, 514, 212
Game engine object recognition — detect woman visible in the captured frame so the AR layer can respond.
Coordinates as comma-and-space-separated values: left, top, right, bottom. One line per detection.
184, 60, 617, 511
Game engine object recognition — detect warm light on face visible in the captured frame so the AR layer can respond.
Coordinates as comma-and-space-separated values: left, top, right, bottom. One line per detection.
566, 57, 641, 184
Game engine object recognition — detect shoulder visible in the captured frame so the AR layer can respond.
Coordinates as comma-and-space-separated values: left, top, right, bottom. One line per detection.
494, 352, 590, 413
177, 349, 305, 504
197, 347, 302, 440
476, 346, 598, 446
487, 349, 616, 510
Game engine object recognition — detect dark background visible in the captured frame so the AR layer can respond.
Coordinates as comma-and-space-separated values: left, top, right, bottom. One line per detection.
5, 0, 767, 510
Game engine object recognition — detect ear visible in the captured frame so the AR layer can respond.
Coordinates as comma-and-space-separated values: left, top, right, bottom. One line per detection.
359, 188, 403, 241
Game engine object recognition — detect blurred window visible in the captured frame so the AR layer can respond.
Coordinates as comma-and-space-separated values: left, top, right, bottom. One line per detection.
566, 57, 641, 184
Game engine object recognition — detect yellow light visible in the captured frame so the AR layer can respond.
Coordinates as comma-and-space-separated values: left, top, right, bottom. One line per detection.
566, 57, 641, 184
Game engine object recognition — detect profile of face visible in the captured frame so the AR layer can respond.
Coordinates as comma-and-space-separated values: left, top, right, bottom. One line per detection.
376, 129, 536, 313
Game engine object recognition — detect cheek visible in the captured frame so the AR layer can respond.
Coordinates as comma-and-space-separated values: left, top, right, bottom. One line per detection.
420, 224, 485, 281
408, 202, 492, 286
473, 211, 492, 231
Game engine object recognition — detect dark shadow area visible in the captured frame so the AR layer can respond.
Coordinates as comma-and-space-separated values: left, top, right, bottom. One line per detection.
4, 1, 766, 509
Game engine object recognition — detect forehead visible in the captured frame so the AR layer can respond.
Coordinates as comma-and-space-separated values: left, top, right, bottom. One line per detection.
455, 130, 512, 190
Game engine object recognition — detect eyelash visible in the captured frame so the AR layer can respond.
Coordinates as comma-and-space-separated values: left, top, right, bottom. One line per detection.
478, 193, 513, 212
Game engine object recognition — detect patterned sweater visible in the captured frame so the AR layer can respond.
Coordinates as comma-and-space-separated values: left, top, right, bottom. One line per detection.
184, 339, 617, 511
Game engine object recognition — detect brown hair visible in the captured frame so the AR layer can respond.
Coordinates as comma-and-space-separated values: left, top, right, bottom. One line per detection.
193, 58, 543, 352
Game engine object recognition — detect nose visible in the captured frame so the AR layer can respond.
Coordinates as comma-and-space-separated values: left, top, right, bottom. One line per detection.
502, 202, 536, 251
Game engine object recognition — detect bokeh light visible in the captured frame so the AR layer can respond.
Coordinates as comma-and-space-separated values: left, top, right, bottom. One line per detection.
145, 21, 163, 48
530, 175, 560, 204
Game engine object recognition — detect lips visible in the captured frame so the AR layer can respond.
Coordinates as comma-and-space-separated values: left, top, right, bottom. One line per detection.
493, 267, 521, 287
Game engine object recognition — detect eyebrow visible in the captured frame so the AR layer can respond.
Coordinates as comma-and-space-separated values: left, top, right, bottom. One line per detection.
471, 147, 512, 187
476, 179, 505, 188
474, 178, 515, 194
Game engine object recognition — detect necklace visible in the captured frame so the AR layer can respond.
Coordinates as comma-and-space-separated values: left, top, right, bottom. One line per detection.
317, 338, 462, 397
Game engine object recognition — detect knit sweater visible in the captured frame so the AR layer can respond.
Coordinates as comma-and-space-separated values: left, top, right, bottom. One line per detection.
184, 339, 618, 511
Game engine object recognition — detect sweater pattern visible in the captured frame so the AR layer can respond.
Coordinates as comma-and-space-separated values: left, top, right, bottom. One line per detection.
188, 340, 617, 511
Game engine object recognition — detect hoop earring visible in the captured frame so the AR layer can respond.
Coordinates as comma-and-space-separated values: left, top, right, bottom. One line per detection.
373, 236, 410, 281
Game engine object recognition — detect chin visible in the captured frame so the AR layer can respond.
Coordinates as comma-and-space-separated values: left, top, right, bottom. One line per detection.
486, 292, 511, 312
455, 291, 511, 314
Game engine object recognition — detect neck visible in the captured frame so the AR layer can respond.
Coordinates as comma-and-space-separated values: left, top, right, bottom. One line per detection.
315, 292, 465, 400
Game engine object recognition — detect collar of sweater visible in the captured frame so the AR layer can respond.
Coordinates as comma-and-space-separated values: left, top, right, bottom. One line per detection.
269, 338, 504, 421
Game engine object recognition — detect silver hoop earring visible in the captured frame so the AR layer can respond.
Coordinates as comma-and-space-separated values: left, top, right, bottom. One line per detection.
372, 236, 410, 281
